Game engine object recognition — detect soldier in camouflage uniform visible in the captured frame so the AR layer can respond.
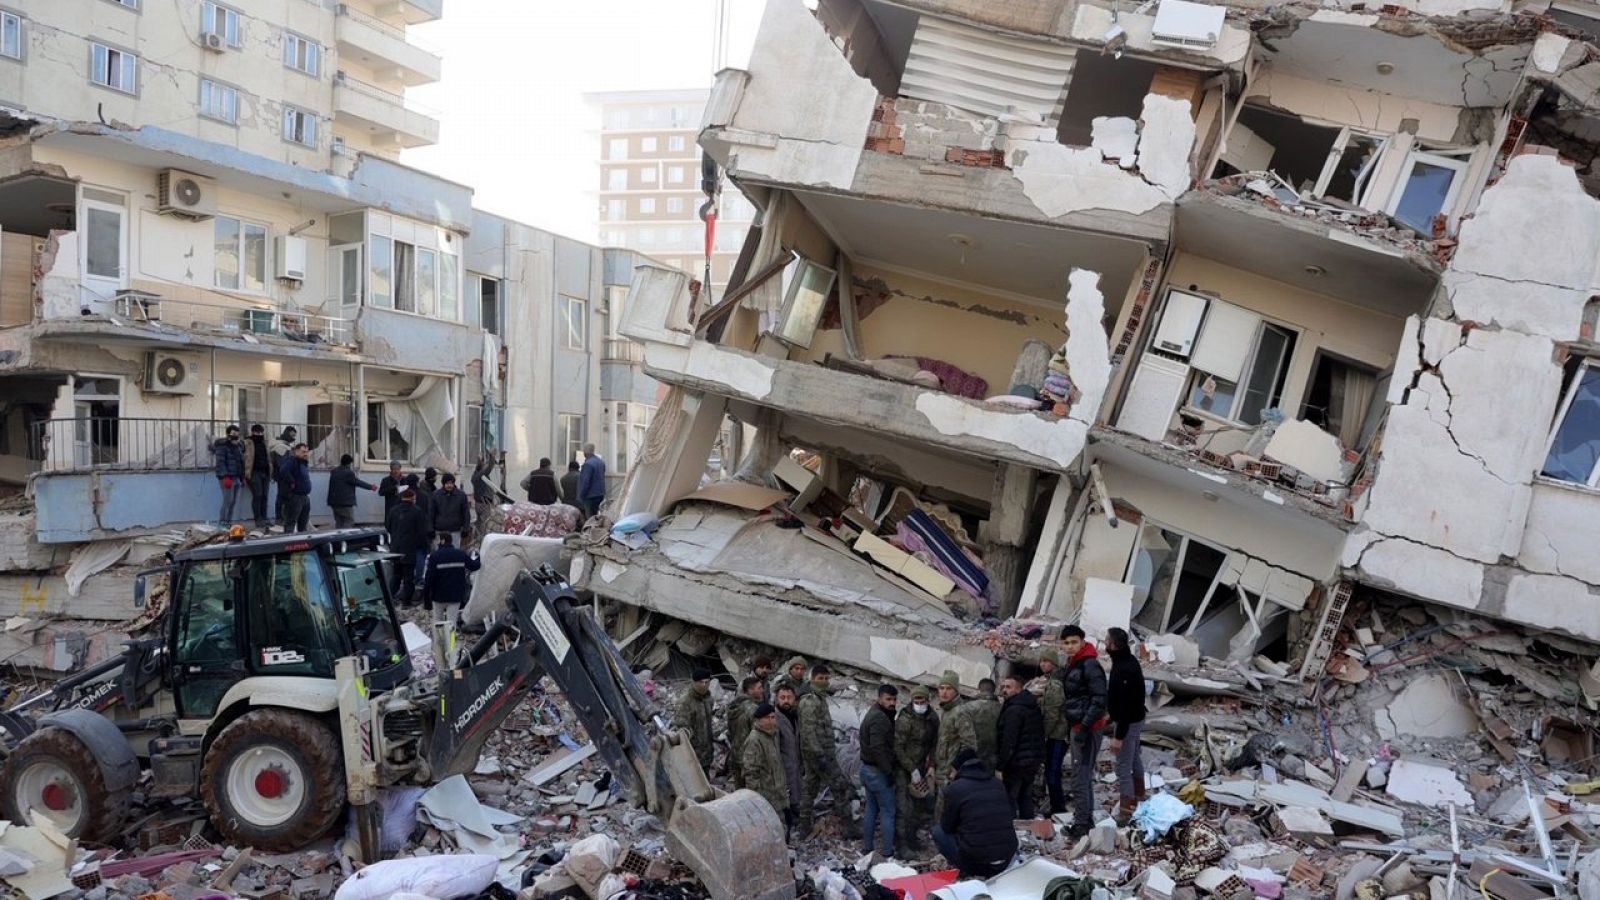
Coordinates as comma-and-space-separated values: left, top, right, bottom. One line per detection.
773, 655, 809, 701
968, 677, 1002, 772
741, 702, 790, 825
934, 671, 978, 799
796, 664, 855, 835
726, 675, 766, 788
1039, 649, 1071, 815
675, 668, 715, 771
894, 684, 939, 852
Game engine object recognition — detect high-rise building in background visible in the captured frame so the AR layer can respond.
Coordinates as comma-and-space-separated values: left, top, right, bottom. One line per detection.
587, 89, 755, 300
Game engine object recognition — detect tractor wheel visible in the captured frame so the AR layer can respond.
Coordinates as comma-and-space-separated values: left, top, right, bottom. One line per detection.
200, 709, 346, 851
1, 726, 129, 842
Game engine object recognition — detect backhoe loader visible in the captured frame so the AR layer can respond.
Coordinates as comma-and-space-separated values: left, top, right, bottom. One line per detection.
0, 528, 789, 900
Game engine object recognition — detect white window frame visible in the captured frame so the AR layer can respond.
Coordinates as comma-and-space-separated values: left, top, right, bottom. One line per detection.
640, 136, 657, 153
606, 168, 628, 191
1184, 319, 1299, 425
639, 166, 657, 184
202, 1, 242, 48
666, 196, 684, 214
283, 31, 320, 77
612, 402, 655, 475
1312, 128, 1388, 207
608, 138, 628, 160
1, 11, 22, 61
1385, 146, 1472, 234
666, 165, 685, 184
282, 105, 317, 146
214, 215, 269, 293
557, 413, 586, 467
638, 197, 656, 215
199, 78, 238, 124
212, 383, 264, 426
562, 295, 588, 350
1540, 358, 1600, 489
90, 42, 137, 94
668, 135, 686, 152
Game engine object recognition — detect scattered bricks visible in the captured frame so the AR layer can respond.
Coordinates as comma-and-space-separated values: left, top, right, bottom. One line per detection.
288, 873, 337, 900
1289, 856, 1325, 887
943, 147, 1007, 168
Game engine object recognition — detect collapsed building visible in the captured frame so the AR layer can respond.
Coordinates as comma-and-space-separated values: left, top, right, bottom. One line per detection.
579, 0, 1600, 686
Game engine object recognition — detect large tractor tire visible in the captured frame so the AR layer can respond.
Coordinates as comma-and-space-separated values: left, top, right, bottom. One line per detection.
1, 726, 129, 842
200, 709, 346, 851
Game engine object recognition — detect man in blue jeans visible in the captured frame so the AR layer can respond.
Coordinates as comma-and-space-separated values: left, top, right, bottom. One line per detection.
857, 684, 899, 859
578, 443, 607, 518
212, 425, 245, 527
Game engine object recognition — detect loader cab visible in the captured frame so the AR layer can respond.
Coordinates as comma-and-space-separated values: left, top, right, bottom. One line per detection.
167, 530, 410, 719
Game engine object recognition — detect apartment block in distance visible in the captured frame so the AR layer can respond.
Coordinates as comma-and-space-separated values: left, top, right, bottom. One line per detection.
584, 0, 1600, 685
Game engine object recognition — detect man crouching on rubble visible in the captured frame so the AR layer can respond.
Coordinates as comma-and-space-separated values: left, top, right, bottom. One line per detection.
933, 748, 1017, 879
1061, 624, 1109, 838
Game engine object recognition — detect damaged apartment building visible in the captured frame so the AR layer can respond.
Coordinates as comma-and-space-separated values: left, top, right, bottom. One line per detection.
589, 0, 1600, 686
0, 0, 666, 670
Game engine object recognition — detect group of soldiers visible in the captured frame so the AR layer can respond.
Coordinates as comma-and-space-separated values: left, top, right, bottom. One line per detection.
671, 624, 1149, 863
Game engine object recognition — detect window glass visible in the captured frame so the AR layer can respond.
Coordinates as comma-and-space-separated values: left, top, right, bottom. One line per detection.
243, 223, 267, 292
481, 278, 500, 335
1188, 375, 1238, 418
1394, 158, 1460, 234
1543, 366, 1600, 484
394, 242, 416, 312
244, 551, 340, 677
564, 296, 587, 349
608, 138, 628, 160
440, 253, 459, 320
174, 560, 237, 716
641, 137, 657, 152
369, 235, 393, 308
667, 166, 685, 184
200, 79, 238, 123
85, 207, 122, 279
776, 260, 834, 348
640, 167, 657, 183
1238, 324, 1294, 425
607, 169, 627, 191
1, 13, 20, 61
284, 33, 319, 76
1322, 133, 1383, 204
417, 247, 437, 316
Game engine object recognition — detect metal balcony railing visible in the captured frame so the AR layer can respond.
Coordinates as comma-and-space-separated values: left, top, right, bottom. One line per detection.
602, 338, 645, 363
335, 71, 441, 118
31, 418, 357, 473
336, 3, 443, 55
113, 294, 355, 347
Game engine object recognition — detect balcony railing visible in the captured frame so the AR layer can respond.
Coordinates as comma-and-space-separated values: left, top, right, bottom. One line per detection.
31, 418, 357, 474
602, 338, 645, 364
337, 3, 443, 55
112, 294, 355, 347
335, 71, 441, 118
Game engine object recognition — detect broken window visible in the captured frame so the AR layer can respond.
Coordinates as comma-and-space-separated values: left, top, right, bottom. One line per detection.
770, 256, 836, 349
1185, 300, 1296, 426
1317, 131, 1385, 206
1216, 105, 1339, 191
1125, 522, 1228, 634
1300, 352, 1380, 448
1388, 146, 1471, 235
1541, 360, 1600, 487
365, 377, 455, 466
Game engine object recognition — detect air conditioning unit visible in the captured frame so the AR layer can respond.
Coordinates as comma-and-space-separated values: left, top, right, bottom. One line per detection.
201, 31, 225, 52
275, 235, 307, 282
156, 169, 217, 220
144, 352, 200, 395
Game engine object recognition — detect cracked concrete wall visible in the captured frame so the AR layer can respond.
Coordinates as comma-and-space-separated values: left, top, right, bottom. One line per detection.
1, 0, 340, 168
1348, 155, 1600, 641
1008, 94, 1197, 218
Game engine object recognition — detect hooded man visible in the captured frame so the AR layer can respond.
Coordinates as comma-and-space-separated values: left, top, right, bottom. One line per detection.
773, 656, 809, 701
521, 457, 560, 505
675, 668, 715, 772
773, 684, 803, 827
268, 427, 297, 527
1060, 624, 1109, 837
327, 454, 377, 528
212, 424, 245, 528
996, 674, 1045, 819
741, 702, 789, 823
726, 675, 767, 788
935, 749, 1018, 879
1039, 648, 1071, 815
968, 677, 1002, 772
796, 664, 854, 836
431, 472, 472, 545
244, 423, 271, 529
895, 685, 939, 853
933, 671, 978, 797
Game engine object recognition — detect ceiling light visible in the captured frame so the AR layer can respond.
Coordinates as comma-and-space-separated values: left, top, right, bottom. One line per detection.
1376, 62, 1396, 75
1304, 264, 1327, 277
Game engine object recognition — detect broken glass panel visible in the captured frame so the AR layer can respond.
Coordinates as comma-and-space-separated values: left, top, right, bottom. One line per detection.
1542, 366, 1600, 485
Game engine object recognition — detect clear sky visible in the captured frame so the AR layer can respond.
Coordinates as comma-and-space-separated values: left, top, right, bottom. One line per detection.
404, 1, 764, 242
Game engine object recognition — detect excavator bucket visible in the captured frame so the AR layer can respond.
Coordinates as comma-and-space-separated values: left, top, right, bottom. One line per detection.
666, 790, 795, 900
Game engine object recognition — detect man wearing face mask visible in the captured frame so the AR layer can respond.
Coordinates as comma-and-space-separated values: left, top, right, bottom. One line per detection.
797, 664, 855, 837
675, 668, 716, 772
895, 685, 939, 854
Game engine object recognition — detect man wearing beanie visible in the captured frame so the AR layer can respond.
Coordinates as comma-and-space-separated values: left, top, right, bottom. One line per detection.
1039, 648, 1070, 815
774, 655, 810, 700
797, 664, 856, 836
742, 702, 790, 826
727, 675, 767, 788
933, 670, 978, 800
676, 668, 716, 771
895, 684, 939, 853
934, 748, 1017, 878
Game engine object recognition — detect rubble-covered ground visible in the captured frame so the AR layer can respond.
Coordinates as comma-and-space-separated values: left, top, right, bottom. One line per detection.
4, 594, 1600, 900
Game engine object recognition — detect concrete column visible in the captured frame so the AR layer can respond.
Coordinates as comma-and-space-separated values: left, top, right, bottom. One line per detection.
985, 463, 1037, 618
620, 389, 728, 518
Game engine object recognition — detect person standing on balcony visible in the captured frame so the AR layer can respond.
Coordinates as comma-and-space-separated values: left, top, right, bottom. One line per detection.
431, 472, 472, 545
212, 425, 245, 528
278, 443, 313, 533
243, 424, 271, 531
327, 453, 377, 529
579, 443, 607, 519
269, 426, 297, 528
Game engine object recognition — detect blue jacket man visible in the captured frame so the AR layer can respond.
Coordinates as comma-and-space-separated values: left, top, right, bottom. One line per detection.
212, 426, 245, 527
578, 444, 607, 518
277, 444, 313, 533
422, 533, 481, 611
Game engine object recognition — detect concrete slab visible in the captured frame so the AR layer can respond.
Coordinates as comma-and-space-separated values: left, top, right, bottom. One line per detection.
1375, 672, 1479, 740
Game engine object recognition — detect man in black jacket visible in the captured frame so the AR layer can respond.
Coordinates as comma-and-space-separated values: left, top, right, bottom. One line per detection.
559, 459, 581, 508
521, 458, 560, 505
326, 454, 377, 528
858, 684, 898, 859
384, 487, 429, 605
1061, 624, 1109, 837
430, 472, 472, 544
421, 532, 480, 618
378, 460, 405, 516
935, 749, 1017, 879
996, 675, 1045, 819
244, 424, 271, 529
1106, 626, 1148, 823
